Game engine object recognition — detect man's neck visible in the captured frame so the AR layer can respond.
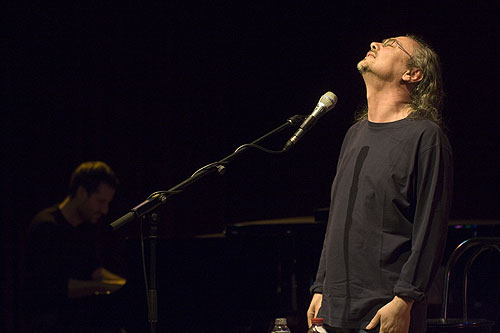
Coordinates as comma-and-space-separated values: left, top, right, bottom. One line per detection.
58, 196, 83, 227
364, 76, 412, 123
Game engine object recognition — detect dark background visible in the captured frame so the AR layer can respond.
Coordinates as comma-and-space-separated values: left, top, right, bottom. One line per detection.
3, 1, 500, 331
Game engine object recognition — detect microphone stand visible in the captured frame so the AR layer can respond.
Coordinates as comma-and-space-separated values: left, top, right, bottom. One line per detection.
110, 114, 306, 333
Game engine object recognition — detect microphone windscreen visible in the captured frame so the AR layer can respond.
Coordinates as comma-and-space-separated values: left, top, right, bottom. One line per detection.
320, 91, 338, 111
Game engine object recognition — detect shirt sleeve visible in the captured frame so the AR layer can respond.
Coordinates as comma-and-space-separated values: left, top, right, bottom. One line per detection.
310, 231, 328, 294
394, 134, 453, 302
310, 127, 355, 295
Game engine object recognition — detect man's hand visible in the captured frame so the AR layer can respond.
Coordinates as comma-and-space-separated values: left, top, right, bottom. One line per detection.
68, 267, 127, 298
307, 293, 323, 328
91, 267, 124, 282
366, 296, 413, 333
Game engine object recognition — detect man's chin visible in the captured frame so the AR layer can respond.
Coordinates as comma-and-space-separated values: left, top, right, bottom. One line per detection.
357, 60, 369, 73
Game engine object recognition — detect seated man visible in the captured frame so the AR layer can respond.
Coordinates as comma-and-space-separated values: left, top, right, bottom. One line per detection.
24, 161, 126, 332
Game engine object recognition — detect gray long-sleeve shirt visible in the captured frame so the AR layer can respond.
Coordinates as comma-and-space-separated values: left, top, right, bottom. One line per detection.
310, 118, 453, 329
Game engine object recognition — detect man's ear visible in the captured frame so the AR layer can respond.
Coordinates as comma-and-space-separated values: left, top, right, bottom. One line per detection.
402, 68, 423, 84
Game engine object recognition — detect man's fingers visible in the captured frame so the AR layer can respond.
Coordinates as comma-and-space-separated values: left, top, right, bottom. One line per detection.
306, 309, 315, 327
365, 312, 380, 330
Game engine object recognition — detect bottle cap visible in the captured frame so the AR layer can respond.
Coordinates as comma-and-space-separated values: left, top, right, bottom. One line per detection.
311, 317, 324, 324
275, 318, 287, 325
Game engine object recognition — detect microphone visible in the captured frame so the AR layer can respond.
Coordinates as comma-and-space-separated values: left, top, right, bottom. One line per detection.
283, 91, 338, 151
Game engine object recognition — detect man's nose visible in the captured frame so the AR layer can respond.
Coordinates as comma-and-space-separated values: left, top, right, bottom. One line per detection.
370, 42, 380, 51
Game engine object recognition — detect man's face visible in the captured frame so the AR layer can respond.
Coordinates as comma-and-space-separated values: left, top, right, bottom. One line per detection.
76, 183, 115, 224
357, 36, 418, 81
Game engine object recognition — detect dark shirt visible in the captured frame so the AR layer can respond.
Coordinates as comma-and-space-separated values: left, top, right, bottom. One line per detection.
310, 118, 453, 329
24, 205, 100, 323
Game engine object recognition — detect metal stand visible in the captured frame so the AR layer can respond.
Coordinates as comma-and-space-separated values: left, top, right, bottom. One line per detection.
145, 213, 159, 332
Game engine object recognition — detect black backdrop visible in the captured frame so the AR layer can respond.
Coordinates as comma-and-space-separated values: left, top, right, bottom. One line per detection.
3, 1, 500, 331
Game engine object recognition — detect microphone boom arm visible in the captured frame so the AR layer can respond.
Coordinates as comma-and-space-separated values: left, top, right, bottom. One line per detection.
109, 114, 306, 230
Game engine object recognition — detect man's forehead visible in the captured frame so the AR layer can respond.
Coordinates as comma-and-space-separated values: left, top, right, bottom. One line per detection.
383, 36, 410, 42
395, 36, 417, 47
92, 183, 115, 197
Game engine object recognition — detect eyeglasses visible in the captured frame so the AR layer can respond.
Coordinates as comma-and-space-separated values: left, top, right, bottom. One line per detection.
382, 38, 413, 59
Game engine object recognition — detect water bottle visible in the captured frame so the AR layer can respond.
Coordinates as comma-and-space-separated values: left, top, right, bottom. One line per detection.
270, 317, 291, 332
308, 317, 327, 333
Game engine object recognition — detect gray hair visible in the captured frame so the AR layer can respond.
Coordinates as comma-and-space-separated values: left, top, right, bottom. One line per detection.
406, 34, 444, 126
